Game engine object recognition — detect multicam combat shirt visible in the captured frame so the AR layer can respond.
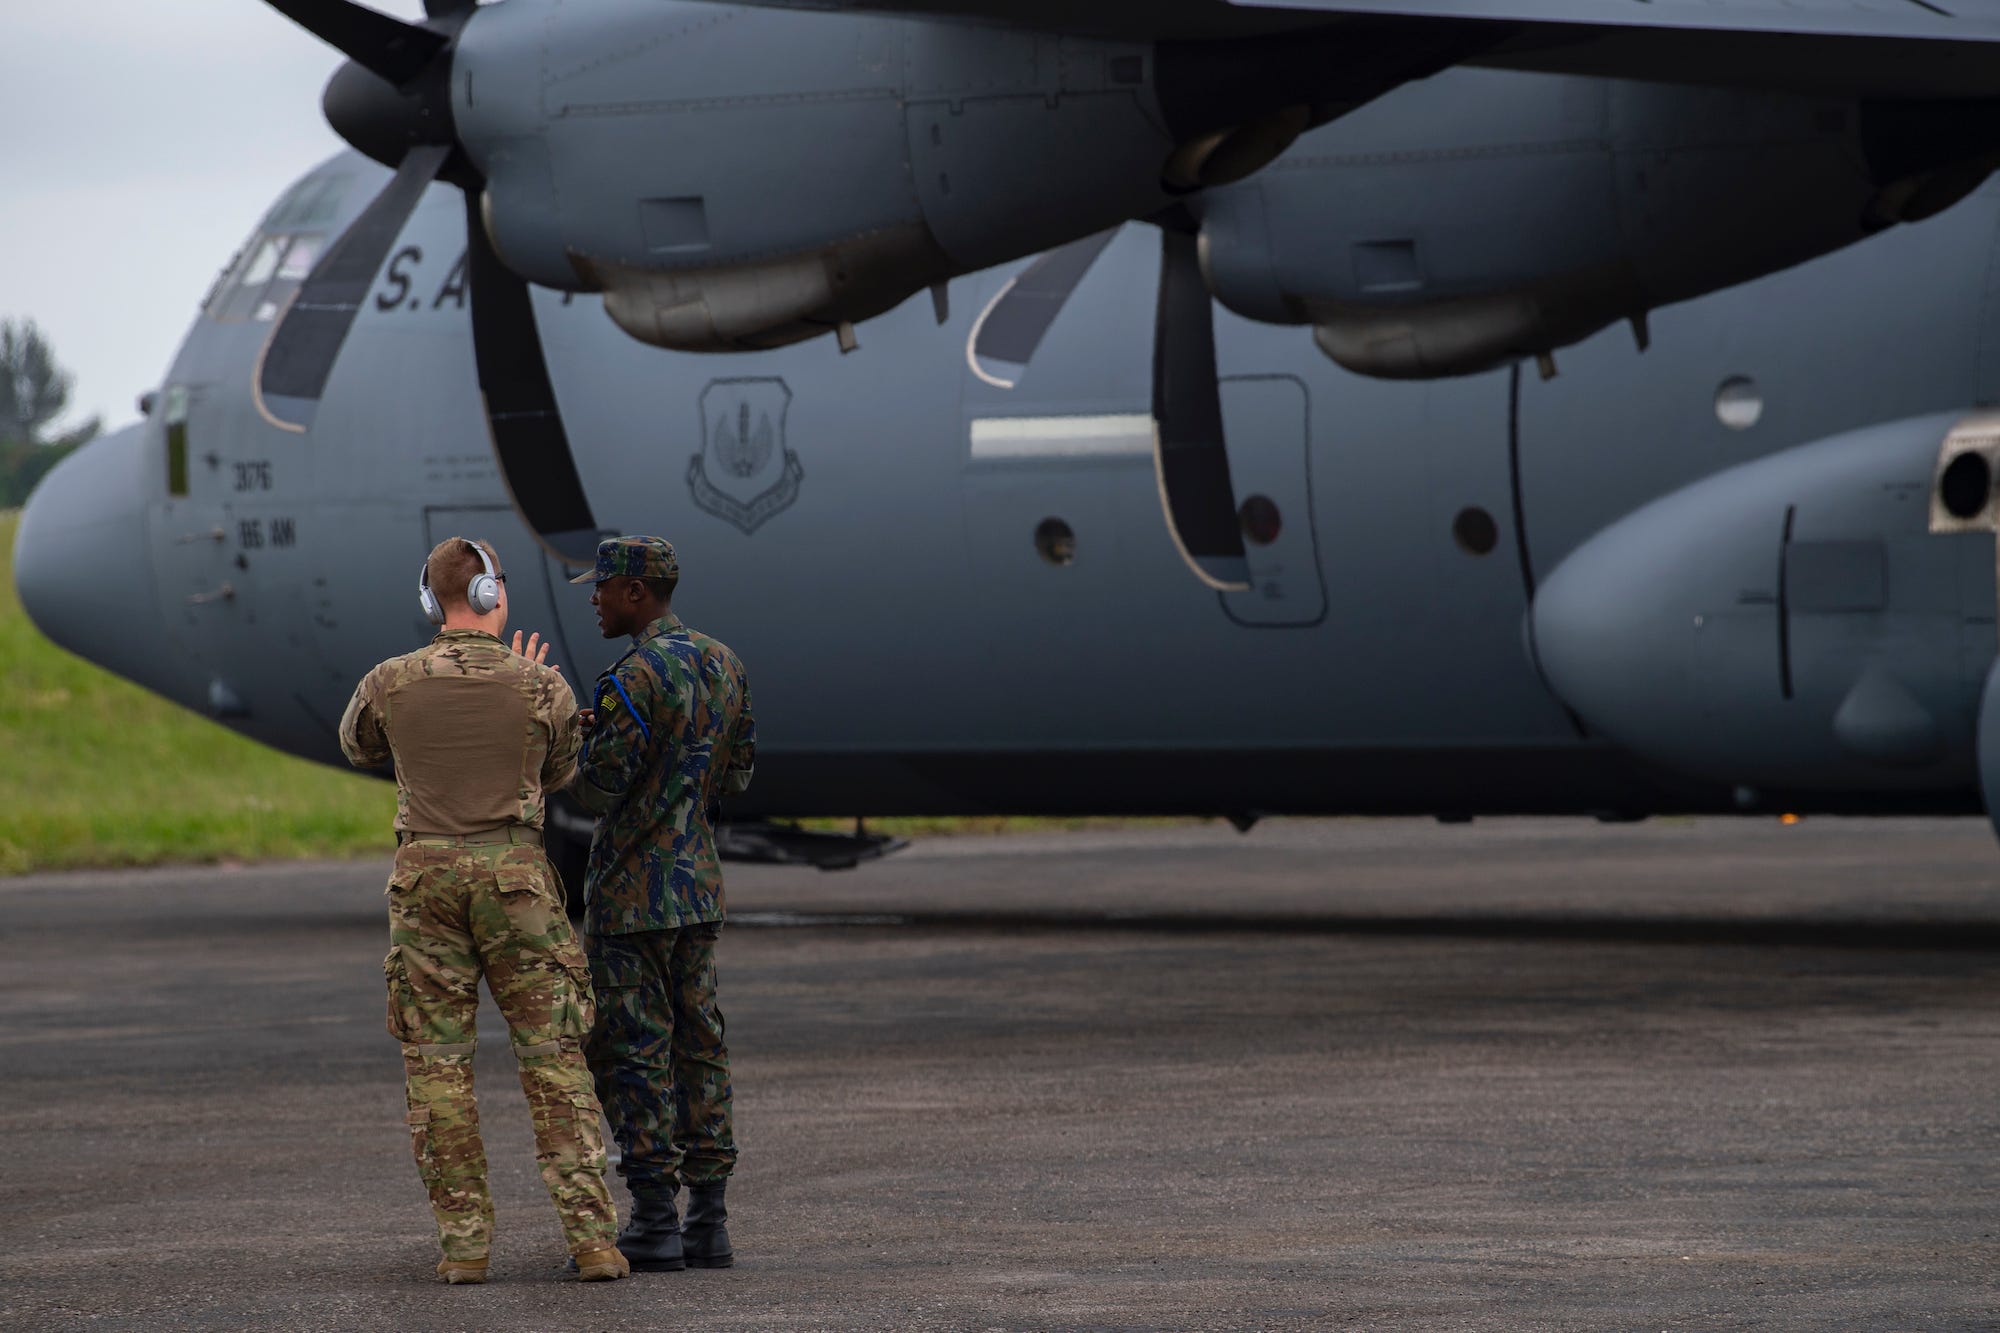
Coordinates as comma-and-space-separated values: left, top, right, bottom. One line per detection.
574, 614, 755, 935
338, 629, 581, 836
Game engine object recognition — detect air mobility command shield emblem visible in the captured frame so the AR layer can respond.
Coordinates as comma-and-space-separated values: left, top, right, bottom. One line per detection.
688, 378, 804, 535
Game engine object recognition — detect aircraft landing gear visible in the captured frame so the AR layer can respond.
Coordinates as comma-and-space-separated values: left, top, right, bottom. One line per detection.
717, 820, 908, 871
544, 803, 907, 917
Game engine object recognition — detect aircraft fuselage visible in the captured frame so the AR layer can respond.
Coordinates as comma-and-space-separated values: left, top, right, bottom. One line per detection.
21, 71, 2000, 822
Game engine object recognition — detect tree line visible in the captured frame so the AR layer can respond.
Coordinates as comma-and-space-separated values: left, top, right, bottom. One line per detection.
1, 319, 100, 509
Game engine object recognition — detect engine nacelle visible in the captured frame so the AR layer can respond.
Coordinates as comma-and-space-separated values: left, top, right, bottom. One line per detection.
1198, 70, 2000, 379
454, 0, 1308, 353
1531, 412, 1994, 801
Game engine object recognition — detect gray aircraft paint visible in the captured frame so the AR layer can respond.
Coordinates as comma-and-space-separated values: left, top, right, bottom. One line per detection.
17, 67, 2000, 820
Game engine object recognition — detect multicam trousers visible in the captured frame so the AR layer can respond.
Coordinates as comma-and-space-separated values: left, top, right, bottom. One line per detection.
382, 840, 619, 1261
585, 923, 737, 1197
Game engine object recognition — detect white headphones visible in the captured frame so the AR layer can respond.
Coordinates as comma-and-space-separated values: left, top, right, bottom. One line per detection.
420, 539, 503, 625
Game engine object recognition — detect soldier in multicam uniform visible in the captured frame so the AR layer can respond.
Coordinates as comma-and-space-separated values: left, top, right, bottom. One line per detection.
568, 536, 755, 1273
339, 536, 629, 1285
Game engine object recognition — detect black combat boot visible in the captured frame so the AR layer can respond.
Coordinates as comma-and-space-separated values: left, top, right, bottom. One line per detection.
616, 1189, 686, 1272
682, 1182, 733, 1269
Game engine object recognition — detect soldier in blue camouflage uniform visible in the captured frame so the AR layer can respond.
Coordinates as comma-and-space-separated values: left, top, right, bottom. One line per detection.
570, 536, 755, 1272
340, 536, 628, 1285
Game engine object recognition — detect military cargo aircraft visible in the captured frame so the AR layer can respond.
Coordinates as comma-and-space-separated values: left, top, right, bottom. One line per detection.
20, 0, 2000, 879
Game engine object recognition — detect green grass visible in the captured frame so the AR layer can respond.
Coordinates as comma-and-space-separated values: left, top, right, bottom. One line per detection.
0, 509, 397, 873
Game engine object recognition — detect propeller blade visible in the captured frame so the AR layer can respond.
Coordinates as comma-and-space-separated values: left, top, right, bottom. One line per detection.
967, 230, 1118, 389
423, 0, 476, 15
1152, 226, 1250, 591
261, 0, 448, 87
255, 143, 451, 433
464, 194, 603, 564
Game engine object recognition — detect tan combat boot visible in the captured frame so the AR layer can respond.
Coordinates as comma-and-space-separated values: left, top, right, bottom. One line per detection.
573, 1246, 630, 1282
436, 1258, 489, 1285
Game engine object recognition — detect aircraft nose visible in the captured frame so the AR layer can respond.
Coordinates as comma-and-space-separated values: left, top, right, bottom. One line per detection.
13, 423, 175, 689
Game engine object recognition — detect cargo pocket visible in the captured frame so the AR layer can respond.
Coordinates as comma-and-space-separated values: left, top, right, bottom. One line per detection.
556, 955, 595, 1040
495, 848, 562, 942
384, 851, 432, 904
383, 947, 422, 1043
568, 1090, 610, 1170
583, 939, 646, 1055
407, 1104, 438, 1183
586, 938, 646, 997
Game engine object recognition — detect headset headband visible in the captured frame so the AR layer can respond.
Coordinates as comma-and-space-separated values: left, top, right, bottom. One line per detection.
419, 539, 502, 624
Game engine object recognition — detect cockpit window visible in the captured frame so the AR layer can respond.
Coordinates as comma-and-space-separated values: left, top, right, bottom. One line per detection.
277, 236, 322, 282
207, 231, 328, 323
268, 172, 352, 231
203, 169, 355, 323
241, 238, 285, 289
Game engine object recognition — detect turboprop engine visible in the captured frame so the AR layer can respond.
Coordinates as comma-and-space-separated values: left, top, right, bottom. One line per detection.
1197, 71, 2000, 379
440, 1, 1478, 355
268, 0, 1488, 373
454, 2, 1182, 352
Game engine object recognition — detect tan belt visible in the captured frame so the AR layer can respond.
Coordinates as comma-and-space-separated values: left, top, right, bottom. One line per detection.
399, 826, 542, 848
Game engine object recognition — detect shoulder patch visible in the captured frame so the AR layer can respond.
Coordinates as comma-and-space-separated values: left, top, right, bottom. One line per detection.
601, 670, 651, 744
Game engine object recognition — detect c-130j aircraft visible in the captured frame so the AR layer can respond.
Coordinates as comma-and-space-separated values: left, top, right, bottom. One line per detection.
22, 0, 2000, 875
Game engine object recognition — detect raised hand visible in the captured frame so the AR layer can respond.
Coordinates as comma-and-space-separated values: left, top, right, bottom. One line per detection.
510, 630, 557, 669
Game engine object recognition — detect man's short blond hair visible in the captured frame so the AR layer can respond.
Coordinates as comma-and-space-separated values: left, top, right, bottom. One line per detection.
425, 537, 500, 611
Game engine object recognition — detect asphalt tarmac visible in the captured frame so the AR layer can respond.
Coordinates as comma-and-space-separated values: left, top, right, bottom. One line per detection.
2, 817, 1997, 1331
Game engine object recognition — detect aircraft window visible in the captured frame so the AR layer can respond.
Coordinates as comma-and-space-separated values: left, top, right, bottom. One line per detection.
209, 231, 325, 323
1453, 507, 1498, 556
268, 172, 354, 230
1715, 376, 1764, 431
1035, 517, 1077, 566
1239, 495, 1283, 546
207, 238, 263, 320
201, 243, 249, 314
277, 235, 322, 281
165, 387, 191, 497
206, 170, 352, 321
241, 237, 284, 289
210, 237, 283, 322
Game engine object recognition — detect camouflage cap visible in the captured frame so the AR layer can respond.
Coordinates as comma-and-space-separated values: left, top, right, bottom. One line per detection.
568, 536, 680, 585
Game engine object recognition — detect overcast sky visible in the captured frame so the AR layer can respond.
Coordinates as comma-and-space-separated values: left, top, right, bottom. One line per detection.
0, 0, 433, 435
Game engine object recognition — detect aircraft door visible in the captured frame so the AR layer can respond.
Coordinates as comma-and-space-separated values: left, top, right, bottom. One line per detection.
1217, 375, 1326, 627
146, 384, 260, 713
